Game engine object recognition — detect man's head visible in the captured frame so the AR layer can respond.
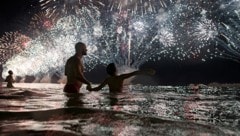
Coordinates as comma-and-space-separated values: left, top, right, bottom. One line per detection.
106, 63, 117, 76
75, 42, 87, 55
8, 70, 13, 75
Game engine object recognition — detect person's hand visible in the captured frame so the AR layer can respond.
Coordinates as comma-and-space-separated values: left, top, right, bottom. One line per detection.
86, 83, 92, 91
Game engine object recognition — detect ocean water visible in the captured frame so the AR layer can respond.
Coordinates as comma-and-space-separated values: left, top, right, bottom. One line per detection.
0, 83, 239, 136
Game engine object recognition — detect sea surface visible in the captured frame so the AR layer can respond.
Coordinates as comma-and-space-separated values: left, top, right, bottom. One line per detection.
0, 83, 239, 136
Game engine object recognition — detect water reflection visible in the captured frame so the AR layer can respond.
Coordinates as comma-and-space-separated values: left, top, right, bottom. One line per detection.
0, 84, 239, 135
183, 85, 201, 120
64, 93, 84, 107
61, 85, 240, 130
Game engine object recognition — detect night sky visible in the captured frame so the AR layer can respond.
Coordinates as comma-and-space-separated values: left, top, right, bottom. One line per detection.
0, 0, 38, 35
0, 0, 240, 85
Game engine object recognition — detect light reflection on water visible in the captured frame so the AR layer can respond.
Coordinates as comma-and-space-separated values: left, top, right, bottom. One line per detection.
0, 83, 239, 135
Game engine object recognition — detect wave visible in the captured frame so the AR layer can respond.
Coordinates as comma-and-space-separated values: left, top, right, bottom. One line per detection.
0, 83, 239, 135
0, 107, 236, 136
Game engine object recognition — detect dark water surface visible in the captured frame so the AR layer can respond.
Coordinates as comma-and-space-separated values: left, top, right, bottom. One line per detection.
0, 83, 239, 136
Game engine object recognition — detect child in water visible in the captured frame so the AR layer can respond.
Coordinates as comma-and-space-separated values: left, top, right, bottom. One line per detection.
87, 63, 155, 93
5, 70, 15, 88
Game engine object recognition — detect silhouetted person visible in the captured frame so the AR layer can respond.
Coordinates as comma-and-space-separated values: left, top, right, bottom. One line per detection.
87, 63, 155, 93
64, 42, 91, 93
5, 70, 15, 88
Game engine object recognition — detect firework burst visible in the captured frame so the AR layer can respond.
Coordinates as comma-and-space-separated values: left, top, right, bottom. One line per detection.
217, 22, 240, 62
3, 0, 240, 79
39, 0, 103, 26
192, 13, 218, 42
208, 0, 240, 62
3, 15, 101, 77
108, 0, 176, 15
0, 32, 31, 65
29, 10, 60, 37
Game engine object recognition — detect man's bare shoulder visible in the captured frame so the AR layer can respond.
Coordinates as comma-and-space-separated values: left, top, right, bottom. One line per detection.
67, 56, 80, 63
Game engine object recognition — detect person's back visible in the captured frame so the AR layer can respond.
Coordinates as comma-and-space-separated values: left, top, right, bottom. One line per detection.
88, 63, 155, 93
65, 55, 83, 86
103, 75, 125, 93
63, 42, 91, 93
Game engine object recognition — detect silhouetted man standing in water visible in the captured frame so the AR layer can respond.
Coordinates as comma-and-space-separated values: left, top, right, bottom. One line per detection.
5, 70, 15, 88
64, 42, 91, 93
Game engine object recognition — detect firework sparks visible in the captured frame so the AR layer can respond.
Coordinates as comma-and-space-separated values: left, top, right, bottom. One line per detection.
217, 22, 240, 62
157, 28, 175, 47
0, 32, 31, 65
192, 14, 218, 42
108, 0, 175, 15
211, 0, 240, 62
29, 10, 60, 36
2, 0, 240, 78
3, 15, 100, 77
39, 0, 103, 25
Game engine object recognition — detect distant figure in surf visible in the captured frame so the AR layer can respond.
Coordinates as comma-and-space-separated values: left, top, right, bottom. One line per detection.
5, 70, 15, 88
63, 42, 91, 93
87, 63, 155, 93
